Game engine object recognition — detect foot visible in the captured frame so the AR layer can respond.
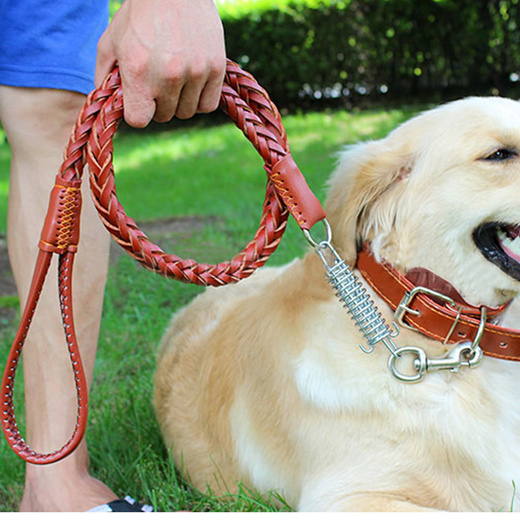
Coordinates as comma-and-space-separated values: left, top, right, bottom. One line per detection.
20, 466, 118, 512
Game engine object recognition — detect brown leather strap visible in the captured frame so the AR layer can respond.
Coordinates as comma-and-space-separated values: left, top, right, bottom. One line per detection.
1, 60, 327, 464
270, 155, 325, 230
356, 247, 520, 361
2, 250, 54, 463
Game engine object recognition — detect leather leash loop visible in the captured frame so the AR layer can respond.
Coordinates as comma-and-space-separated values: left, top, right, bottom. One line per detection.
1, 175, 88, 464
1, 249, 89, 464
1, 59, 327, 464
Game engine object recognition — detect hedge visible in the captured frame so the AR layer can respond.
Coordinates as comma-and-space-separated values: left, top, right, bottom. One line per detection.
219, 0, 520, 110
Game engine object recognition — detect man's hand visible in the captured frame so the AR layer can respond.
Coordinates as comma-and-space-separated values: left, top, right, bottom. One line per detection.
95, 0, 226, 128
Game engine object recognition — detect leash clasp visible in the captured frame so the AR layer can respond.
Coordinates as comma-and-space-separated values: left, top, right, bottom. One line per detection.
389, 307, 487, 383
389, 343, 484, 383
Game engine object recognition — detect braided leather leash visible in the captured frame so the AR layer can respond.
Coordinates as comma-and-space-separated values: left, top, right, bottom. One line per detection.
1, 60, 326, 464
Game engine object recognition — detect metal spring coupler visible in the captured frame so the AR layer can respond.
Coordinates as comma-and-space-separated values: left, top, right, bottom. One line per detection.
304, 221, 400, 358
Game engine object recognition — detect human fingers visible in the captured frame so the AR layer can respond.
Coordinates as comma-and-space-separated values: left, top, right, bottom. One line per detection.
196, 60, 226, 114
171, 60, 224, 120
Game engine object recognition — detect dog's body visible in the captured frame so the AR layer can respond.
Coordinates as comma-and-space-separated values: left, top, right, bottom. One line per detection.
154, 97, 520, 511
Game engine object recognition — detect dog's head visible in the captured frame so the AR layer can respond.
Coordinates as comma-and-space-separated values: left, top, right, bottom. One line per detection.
325, 97, 520, 306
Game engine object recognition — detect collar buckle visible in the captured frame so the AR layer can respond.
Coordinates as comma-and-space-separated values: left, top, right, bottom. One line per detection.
395, 285, 459, 332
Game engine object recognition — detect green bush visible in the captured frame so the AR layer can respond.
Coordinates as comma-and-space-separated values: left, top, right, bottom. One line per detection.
219, 0, 520, 110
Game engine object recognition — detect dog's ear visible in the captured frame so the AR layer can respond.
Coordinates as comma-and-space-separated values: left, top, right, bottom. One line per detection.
324, 136, 415, 264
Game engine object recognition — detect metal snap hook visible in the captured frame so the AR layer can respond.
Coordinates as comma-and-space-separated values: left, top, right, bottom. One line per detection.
388, 346, 427, 383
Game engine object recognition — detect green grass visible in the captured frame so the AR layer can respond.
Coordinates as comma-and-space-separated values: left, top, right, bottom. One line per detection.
0, 106, 416, 512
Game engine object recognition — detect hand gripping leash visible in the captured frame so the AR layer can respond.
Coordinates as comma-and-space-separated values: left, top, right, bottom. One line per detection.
1, 60, 327, 464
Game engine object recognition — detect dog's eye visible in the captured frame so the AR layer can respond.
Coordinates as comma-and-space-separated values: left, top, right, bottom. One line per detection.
483, 148, 517, 161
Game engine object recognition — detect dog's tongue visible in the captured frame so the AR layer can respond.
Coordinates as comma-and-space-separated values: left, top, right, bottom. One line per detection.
507, 225, 520, 240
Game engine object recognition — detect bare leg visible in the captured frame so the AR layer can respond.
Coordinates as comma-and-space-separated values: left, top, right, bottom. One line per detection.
0, 86, 116, 512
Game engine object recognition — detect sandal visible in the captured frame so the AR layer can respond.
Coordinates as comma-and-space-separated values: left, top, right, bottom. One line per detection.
87, 495, 154, 512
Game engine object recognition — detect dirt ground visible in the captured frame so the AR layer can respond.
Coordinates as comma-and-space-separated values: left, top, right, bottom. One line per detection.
0, 234, 13, 294
0, 233, 16, 323
0, 216, 208, 325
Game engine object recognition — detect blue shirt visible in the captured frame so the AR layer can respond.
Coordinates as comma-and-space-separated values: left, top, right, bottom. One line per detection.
0, 1, 109, 94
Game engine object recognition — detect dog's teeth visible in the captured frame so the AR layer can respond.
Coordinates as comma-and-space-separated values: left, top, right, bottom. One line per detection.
500, 233, 520, 257
510, 238, 520, 256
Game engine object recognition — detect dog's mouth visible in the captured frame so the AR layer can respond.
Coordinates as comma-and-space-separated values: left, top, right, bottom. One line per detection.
473, 223, 520, 281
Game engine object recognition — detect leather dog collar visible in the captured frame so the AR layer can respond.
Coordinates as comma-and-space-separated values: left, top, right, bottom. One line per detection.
356, 246, 520, 361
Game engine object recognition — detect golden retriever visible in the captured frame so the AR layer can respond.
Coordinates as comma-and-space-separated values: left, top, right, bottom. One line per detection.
154, 97, 520, 511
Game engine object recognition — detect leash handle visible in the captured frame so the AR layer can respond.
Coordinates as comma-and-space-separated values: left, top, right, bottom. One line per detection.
1, 181, 88, 464
86, 61, 324, 284
1, 60, 326, 464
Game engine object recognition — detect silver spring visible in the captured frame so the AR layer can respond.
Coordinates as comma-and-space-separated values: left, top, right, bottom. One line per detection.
327, 258, 392, 347
304, 220, 400, 357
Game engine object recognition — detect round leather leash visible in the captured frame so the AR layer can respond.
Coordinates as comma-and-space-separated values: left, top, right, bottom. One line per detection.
1, 60, 326, 464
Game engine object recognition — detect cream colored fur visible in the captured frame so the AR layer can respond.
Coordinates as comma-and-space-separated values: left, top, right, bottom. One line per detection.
154, 97, 520, 511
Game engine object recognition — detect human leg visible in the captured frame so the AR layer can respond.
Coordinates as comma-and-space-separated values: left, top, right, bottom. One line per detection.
0, 86, 116, 512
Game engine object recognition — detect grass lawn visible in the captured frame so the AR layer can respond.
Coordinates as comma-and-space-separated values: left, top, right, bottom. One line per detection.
0, 104, 418, 512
